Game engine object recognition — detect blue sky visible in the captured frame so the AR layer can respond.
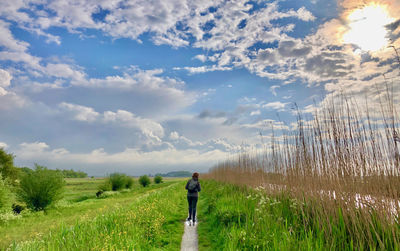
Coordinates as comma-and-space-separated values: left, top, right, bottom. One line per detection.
0, 0, 399, 175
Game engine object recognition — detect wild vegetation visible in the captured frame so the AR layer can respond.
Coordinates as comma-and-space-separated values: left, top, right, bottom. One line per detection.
100, 172, 134, 191
139, 175, 151, 187
154, 175, 163, 184
0, 177, 184, 249
17, 164, 65, 211
202, 81, 400, 249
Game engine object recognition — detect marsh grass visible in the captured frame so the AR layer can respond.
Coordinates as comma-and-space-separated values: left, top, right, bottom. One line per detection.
199, 180, 400, 250
204, 82, 400, 249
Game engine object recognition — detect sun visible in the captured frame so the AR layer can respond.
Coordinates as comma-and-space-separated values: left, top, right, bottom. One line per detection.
343, 4, 394, 51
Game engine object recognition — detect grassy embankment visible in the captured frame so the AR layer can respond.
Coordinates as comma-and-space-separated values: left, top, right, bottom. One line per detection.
198, 180, 400, 250
1, 178, 187, 250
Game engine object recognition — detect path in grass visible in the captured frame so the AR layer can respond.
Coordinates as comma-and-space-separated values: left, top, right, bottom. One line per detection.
181, 220, 198, 251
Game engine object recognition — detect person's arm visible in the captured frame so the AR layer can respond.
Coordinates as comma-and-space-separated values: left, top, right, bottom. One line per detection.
197, 182, 201, 192
185, 180, 189, 190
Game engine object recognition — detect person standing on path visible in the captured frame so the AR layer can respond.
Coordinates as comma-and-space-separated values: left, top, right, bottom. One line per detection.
185, 172, 201, 224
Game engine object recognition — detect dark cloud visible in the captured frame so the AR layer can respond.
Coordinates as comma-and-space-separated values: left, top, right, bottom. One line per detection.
223, 117, 238, 126
304, 53, 354, 78
362, 73, 381, 81
386, 19, 400, 32
257, 49, 276, 63
278, 41, 311, 58
198, 110, 227, 119
360, 53, 380, 64
386, 19, 400, 43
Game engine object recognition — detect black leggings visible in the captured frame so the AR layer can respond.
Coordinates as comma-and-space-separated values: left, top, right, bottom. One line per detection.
187, 196, 198, 220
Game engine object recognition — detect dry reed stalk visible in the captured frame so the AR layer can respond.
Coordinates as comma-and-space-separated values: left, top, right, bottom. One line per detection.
205, 77, 400, 246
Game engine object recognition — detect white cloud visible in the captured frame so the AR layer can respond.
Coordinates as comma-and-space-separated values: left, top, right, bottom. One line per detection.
0, 69, 12, 88
169, 131, 180, 140
0, 69, 12, 96
58, 101, 165, 145
0, 142, 8, 149
20, 141, 50, 153
0, 20, 29, 52
302, 104, 317, 114
269, 85, 280, 96
103, 109, 165, 138
0, 20, 41, 69
263, 101, 289, 111
193, 54, 207, 62
59, 102, 100, 122
250, 110, 261, 116
0, 91, 27, 109
293, 7, 316, 21
44, 63, 86, 81
174, 65, 232, 74
241, 119, 289, 131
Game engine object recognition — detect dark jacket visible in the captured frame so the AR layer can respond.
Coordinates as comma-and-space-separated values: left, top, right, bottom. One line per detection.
185, 178, 201, 197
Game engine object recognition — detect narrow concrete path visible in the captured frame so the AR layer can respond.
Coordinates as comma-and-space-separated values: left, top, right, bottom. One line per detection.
180, 220, 198, 251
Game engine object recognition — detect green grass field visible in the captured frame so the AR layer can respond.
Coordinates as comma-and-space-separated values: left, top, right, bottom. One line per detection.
0, 178, 187, 250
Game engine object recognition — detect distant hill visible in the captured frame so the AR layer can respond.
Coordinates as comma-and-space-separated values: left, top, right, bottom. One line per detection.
155, 171, 192, 177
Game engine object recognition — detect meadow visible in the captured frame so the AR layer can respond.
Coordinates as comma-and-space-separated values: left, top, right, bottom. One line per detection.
0, 177, 187, 250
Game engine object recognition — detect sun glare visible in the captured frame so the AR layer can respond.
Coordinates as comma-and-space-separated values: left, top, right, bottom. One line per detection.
343, 4, 394, 52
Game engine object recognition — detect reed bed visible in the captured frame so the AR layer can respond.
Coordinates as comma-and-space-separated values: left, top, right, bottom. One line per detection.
205, 82, 400, 248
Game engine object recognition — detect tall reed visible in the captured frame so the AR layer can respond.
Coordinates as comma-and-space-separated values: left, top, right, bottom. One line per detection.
206, 77, 400, 248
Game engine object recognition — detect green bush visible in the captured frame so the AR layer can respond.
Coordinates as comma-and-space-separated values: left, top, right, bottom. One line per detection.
154, 175, 163, 184
125, 176, 134, 189
0, 174, 12, 212
109, 173, 126, 191
17, 165, 65, 211
107, 173, 133, 191
139, 175, 151, 187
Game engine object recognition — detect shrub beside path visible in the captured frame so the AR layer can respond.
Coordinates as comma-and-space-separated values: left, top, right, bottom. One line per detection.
181, 220, 198, 251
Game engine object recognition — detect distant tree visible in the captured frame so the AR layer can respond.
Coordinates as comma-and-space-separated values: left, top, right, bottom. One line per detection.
56, 168, 88, 178
154, 175, 163, 184
0, 148, 19, 184
139, 175, 151, 187
18, 164, 65, 211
